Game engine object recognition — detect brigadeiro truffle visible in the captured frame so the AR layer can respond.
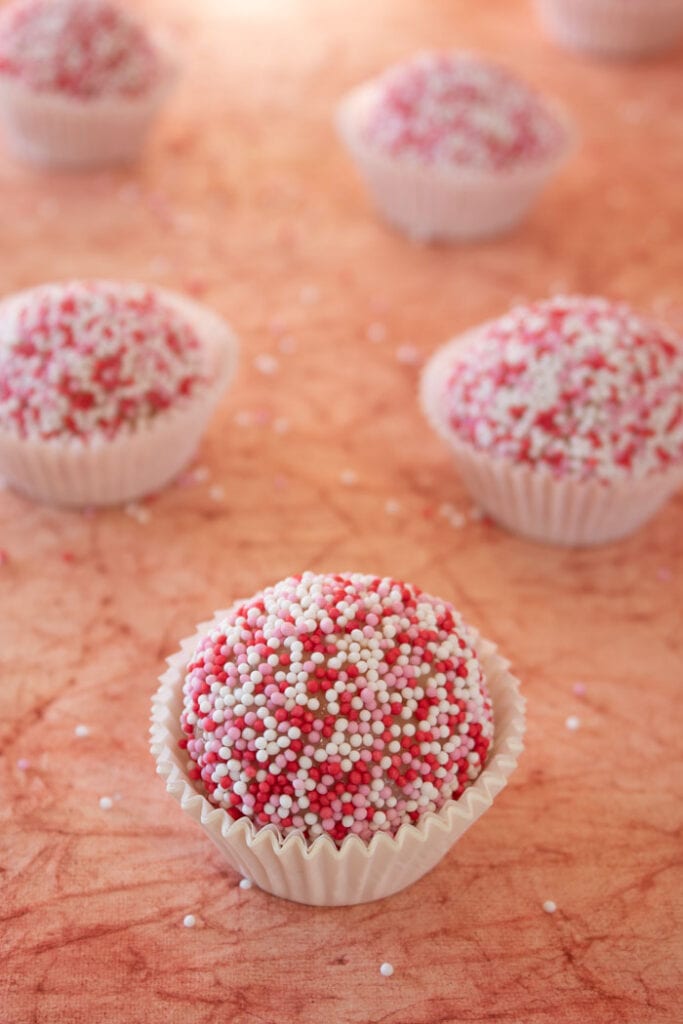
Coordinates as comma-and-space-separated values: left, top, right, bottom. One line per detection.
0, 280, 238, 506
336, 51, 572, 242
0, 0, 177, 168
150, 572, 525, 905
534, 0, 683, 59
421, 295, 683, 546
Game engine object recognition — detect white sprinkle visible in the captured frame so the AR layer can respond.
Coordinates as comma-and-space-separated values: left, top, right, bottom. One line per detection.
209, 485, 225, 502
74, 724, 90, 738
234, 410, 253, 427
254, 354, 279, 375
239, 878, 253, 890
385, 498, 401, 515
542, 900, 557, 914
273, 417, 290, 434
340, 470, 358, 486
299, 284, 320, 304
99, 796, 113, 811
379, 962, 394, 977
124, 502, 150, 525
192, 465, 210, 483
148, 257, 171, 276
396, 344, 421, 365
565, 715, 581, 731
183, 914, 196, 928
278, 335, 297, 354
366, 321, 387, 343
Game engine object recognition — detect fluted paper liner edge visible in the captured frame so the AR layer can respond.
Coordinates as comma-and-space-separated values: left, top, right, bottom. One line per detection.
150, 611, 526, 906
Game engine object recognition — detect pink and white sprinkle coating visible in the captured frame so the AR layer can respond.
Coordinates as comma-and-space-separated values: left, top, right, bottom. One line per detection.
440, 297, 683, 483
180, 572, 494, 846
0, 0, 161, 100
0, 282, 208, 442
361, 52, 566, 171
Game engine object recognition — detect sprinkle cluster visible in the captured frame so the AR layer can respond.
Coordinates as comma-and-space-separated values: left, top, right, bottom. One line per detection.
0, 0, 160, 100
362, 52, 565, 171
0, 281, 207, 441
442, 296, 683, 482
180, 572, 494, 846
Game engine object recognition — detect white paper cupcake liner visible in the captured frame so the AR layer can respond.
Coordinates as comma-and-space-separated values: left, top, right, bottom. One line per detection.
150, 611, 525, 907
0, 284, 239, 508
421, 333, 683, 546
534, 0, 683, 58
336, 82, 572, 242
0, 40, 177, 169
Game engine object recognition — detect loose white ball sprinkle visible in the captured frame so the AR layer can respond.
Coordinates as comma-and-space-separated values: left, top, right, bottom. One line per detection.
74, 724, 90, 738
254, 354, 279, 375
367, 321, 387, 343
379, 962, 394, 977
99, 796, 113, 811
565, 715, 581, 731
239, 878, 253, 890
299, 284, 320, 304
385, 498, 401, 515
209, 485, 225, 502
395, 344, 421, 365
340, 469, 358, 486
543, 900, 557, 914
183, 914, 196, 928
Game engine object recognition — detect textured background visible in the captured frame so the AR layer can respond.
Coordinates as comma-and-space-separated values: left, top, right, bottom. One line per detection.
1, 1, 682, 1022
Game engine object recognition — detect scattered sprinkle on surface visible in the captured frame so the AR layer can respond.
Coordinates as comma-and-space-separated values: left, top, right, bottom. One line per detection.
367, 322, 387, 343
439, 296, 683, 482
125, 502, 151, 524
565, 715, 581, 731
395, 344, 421, 366
180, 572, 494, 845
239, 878, 253, 890
0, 0, 161, 100
339, 469, 358, 486
385, 498, 401, 515
253, 354, 279, 376
0, 548, 9, 565
16, 757, 30, 770
273, 417, 289, 434
99, 796, 113, 810
74, 724, 90, 738
543, 900, 557, 914
183, 914, 196, 928
299, 285, 320, 305
0, 282, 207, 442
572, 682, 586, 698
380, 962, 395, 977
362, 51, 566, 171
209, 484, 225, 502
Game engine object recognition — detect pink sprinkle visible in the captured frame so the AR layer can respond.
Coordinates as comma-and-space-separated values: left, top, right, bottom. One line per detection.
16, 757, 30, 770
657, 567, 672, 582
572, 682, 587, 698
0, 549, 9, 566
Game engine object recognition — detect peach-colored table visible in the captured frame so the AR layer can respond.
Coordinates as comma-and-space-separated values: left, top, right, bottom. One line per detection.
1, 2, 681, 1022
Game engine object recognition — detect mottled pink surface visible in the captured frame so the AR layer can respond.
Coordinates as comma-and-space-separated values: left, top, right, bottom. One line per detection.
1, 2, 681, 1023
